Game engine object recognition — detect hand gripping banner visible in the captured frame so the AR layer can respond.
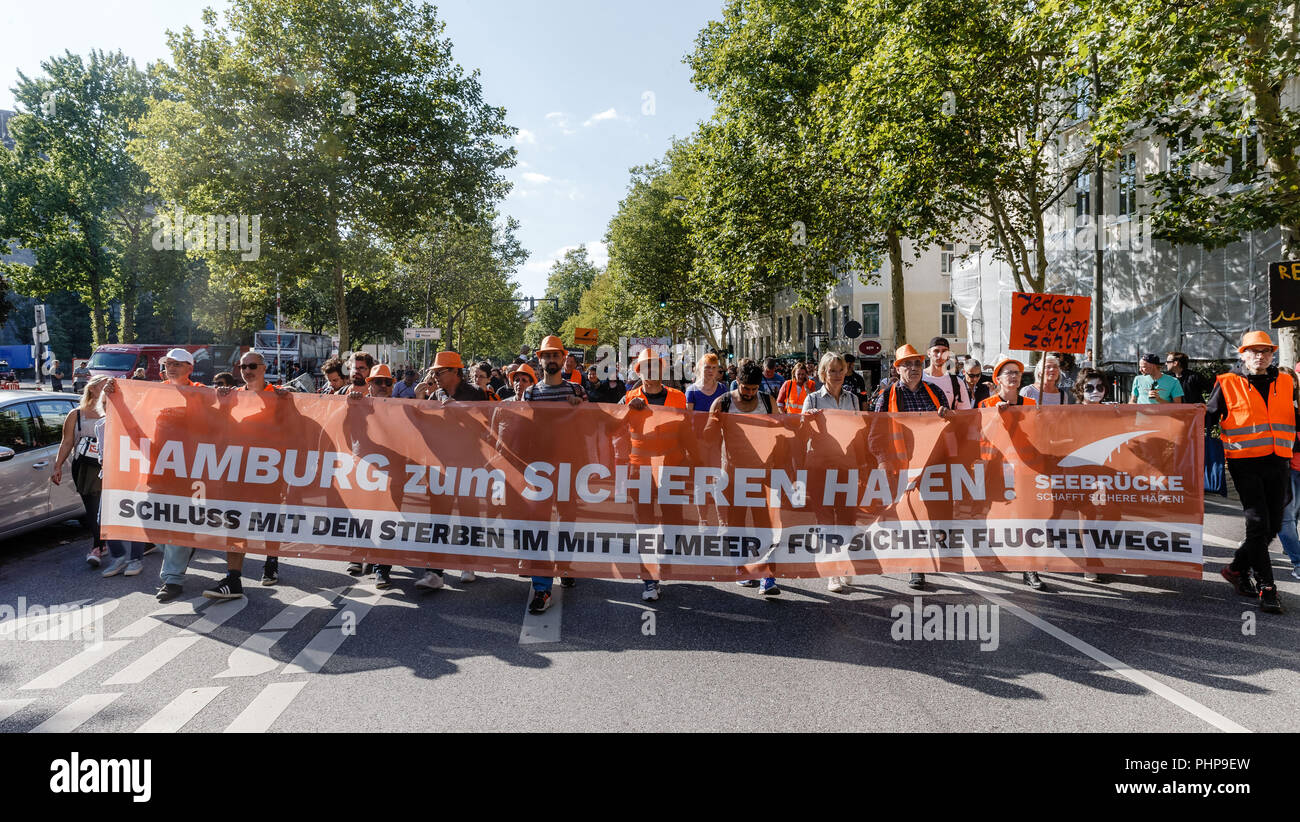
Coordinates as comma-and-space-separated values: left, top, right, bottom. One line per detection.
101, 382, 1205, 580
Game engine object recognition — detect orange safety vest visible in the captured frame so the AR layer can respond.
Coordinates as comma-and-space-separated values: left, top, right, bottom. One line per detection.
884, 381, 945, 462
623, 385, 688, 466
1217, 372, 1296, 459
780, 379, 815, 414
978, 394, 1035, 460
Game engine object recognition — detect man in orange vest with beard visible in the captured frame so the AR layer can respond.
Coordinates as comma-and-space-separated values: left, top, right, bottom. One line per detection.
1207, 331, 1296, 614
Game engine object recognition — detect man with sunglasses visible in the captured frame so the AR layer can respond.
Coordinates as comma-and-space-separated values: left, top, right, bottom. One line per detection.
205, 352, 288, 597
1165, 351, 1208, 405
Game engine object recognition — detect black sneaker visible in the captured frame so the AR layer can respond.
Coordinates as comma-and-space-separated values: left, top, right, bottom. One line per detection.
1220, 566, 1257, 597
529, 590, 551, 614
155, 583, 183, 602
1023, 571, 1044, 590
375, 566, 393, 589
1259, 585, 1284, 614
560, 576, 576, 588
203, 574, 244, 600
261, 558, 279, 586
908, 573, 926, 589
346, 562, 364, 576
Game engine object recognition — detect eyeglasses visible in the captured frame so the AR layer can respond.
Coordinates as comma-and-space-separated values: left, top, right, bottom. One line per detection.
899, 362, 923, 370
239, 363, 262, 370
371, 379, 393, 387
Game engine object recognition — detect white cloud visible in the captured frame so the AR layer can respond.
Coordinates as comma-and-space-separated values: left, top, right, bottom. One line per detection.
515, 128, 537, 145
545, 111, 576, 135
582, 107, 620, 127
522, 241, 609, 279
521, 171, 551, 184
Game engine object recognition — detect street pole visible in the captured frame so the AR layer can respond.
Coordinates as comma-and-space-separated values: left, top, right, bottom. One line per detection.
1091, 53, 1105, 368
276, 270, 283, 378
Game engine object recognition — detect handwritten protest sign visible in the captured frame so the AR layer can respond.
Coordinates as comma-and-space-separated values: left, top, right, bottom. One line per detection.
1009, 292, 1091, 353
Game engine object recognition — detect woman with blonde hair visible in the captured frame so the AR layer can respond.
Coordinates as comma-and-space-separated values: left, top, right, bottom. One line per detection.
52, 375, 110, 566
802, 352, 862, 593
686, 351, 728, 412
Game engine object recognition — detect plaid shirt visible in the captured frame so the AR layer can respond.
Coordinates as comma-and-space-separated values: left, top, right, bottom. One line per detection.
872, 379, 949, 413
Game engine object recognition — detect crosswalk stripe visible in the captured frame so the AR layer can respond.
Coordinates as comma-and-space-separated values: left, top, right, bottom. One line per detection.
519, 586, 563, 644
0, 698, 35, 722
30, 692, 123, 733
111, 597, 204, 639
281, 586, 385, 675
20, 640, 131, 691
223, 682, 305, 733
104, 598, 248, 686
136, 686, 227, 733
216, 587, 348, 678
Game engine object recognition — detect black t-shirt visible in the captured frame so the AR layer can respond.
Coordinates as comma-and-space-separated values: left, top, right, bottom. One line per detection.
640, 386, 670, 406
442, 381, 487, 402
589, 380, 628, 404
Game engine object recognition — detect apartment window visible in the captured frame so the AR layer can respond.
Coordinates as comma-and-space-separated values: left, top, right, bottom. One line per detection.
1074, 75, 1091, 120
941, 303, 957, 337
1075, 170, 1091, 222
816, 311, 824, 332
968, 243, 980, 254
830, 306, 838, 333
1116, 152, 1137, 217
1167, 132, 1196, 171
1228, 123, 1260, 180
861, 303, 880, 337
940, 243, 955, 274
797, 314, 804, 340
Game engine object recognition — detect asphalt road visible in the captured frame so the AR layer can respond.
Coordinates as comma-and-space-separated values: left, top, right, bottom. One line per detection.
1, 497, 1296, 733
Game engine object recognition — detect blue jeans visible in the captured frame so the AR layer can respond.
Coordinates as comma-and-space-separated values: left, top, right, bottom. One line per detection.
532, 576, 552, 593
1278, 468, 1300, 567
159, 544, 194, 585
108, 540, 144, 560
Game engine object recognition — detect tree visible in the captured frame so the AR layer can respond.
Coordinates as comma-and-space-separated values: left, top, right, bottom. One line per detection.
133, 0, 516, 354
524, 246, 601, 347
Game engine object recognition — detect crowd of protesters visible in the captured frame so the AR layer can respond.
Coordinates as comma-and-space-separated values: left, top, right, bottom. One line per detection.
48, 328, 1297, 616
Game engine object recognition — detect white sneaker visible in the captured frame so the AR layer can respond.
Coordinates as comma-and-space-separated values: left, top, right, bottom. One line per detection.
641, 582, 660, 601
415, 571, 445, 591
827, 576, 846, 593
460, 570, 477, 583
124, 560, 143, 576
101, 555, 128, 577
1291, 565, 1300, 581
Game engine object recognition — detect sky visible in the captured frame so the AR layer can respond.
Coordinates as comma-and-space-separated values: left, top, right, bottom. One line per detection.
1, 0, 721, 297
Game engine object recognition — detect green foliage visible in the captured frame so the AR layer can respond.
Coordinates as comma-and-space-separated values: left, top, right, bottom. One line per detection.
524, 246, 601, 347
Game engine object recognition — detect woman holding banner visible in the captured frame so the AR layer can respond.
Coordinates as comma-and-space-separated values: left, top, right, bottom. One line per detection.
802, 352, 863, 593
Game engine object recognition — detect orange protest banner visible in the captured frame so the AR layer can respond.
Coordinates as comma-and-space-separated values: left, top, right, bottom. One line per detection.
101, 382, 1204, 579
1009, 292, 1092, 353
574, 327, 598, 345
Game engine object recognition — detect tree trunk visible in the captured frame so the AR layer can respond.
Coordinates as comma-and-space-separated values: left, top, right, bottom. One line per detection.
85, 229, 108, 347
886, 227, 906, 351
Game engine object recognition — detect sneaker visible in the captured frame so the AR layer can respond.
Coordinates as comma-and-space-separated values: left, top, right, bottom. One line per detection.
1082, 572, 1099, 582
528, 590, 551, 614
560, 576, 575, 588
141, 543, 158, 556
760, 578, 781, 596
375, 566, 393, 589
1023, 571, 1044, 590
203, 574, 244, 600
641, 581, 660, 602
261, 558, 279, 586
827, 576, 846, 593
346, 562, 364, 576
1259, 585, 1284, 614
460, 570, 477, 583
86, 545, 105, 568
736, 579, 760, 588
101, 555, 129, 577
908, 573, 926, 590
124, 560, 143, 576
1291, 565, 1300, 581
1220, 566, 1257, 597
155, 583, 183, 602
414, 570, 444, 591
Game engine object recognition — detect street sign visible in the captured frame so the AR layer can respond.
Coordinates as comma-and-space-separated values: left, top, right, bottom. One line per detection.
844, 320, 862, 339
34, 305, 45, 326
403, 327, 441, 341
1008, 292, 1091, 353
574, 327, 598, 345
859, 339, 882, 357
36, 323, 49, 344
1269, 260, 1300, 327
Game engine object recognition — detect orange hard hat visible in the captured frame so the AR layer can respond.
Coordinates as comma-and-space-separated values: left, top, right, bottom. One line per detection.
1238, 330, 1278, 352
510, 363, 537, 383
991, 356, 1024, 380
893, 344, 924, 365
538, 335, 566, 354
433, 350, 464, 369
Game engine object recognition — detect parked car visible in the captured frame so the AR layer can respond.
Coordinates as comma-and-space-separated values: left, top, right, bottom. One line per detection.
0, 390, 86, 540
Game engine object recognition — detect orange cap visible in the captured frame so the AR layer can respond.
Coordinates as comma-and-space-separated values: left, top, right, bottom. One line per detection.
1238, 330, 1278, 352
893, 344, 924, 365
366, 363, 393, 381
510, 363, 537, 383
991, 356, 1024, 380
538, 335, 566, 354
433, 350, 464, 369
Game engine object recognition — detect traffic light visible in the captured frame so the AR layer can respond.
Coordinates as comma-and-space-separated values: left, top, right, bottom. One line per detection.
658, 294, 668, 309
725, 345, 734, 360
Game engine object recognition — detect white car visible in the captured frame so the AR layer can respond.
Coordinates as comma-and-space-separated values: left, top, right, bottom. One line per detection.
0, 390, 87, 540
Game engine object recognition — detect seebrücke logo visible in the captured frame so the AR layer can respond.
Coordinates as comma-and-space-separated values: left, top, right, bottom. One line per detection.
1057, 430, 1158, 468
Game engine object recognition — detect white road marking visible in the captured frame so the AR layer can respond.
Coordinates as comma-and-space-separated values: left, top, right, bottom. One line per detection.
103, 598, 248, 686
223, 682, 306, 732
30, 692, 122, 733
0, 598, 116, 640
1203, 534, 1237, 550
20, 640, 131, 691
519, 585, 563, 644
951, 575, 1251, 733
111, 598, 204, 638
281, 586, 386, 675
135, 686, 227, 733
216, 587, 348, 678
0, 698, 34, 722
